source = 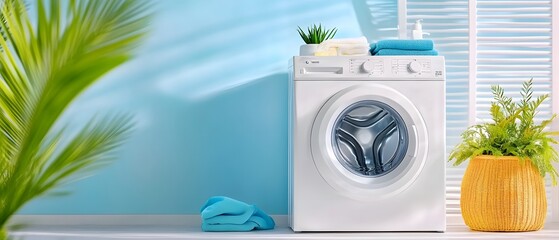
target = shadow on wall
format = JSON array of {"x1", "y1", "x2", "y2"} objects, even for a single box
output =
[
  {"x1": 352, "y1": 0, "x2": 399, "y2": 40},
  {"x1": 183, "y1": 73, "x2": 289, "y2": 213},
  {"x1": 21, "y1": 72, "x2": 290, "y2": 215},
  {"x1": 20, "y1": 0, "x2": 363, "y2": 215}
]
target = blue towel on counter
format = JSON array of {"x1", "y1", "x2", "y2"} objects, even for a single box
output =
[
  {"x1": 200, "y1": 196, "x2": 275, "y2": 232},
  {"x1": 374, "y1": 49, "x2": 439, "y2": 56},
  {"x1": 370, "y1": 39, "x2": 434, "y2": 54}
]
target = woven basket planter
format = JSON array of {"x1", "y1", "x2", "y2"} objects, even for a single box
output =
[{"x1": 461, "y1": 155, "x2": 547, "y2": 232}]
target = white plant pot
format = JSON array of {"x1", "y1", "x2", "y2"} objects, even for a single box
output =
[{"x1": 299, "y1": 44, "x2": 320, "y2": 56}]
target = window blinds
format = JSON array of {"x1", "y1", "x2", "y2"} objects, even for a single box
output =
[
  {"x1": 405, "y1": 0, "x2": 556, "y2": 223},
  {"x1": 406, "y1": 0, "x2": 470, "y2": 223},
  {"x1": 476, "y1": 0, "x2": 552, "y2": 122}
]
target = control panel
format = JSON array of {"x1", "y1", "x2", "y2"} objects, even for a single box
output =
[{"x1": 292, "y1": 56, "x2": 445, "y2": 80}]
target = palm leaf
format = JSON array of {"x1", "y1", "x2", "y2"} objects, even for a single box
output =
[{"x1": 0, "y1": 0, "x2": 150, "y2": 230}]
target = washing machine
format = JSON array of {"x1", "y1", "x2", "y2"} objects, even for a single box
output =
[{"x1": 288, "y1": 56, "x2": 446, "y2": 232}]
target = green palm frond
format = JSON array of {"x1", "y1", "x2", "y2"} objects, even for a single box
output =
[{"x1": 0, "y1": 0, "x2": 150, "y2": 232}]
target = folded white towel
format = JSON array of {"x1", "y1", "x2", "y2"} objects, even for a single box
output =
[
  {"x1": 342, "y1": 52, "x2": 372, "y2": 56},
  {"x1": 339, "y1": 46, "x2": 370, "y2": 55},
  {"x1": 314, "y1": 50, "x2": 371, "y2": 56},
  {"x1": 323, "y1": 43, "x2": 369, "y2": 49},
  {"x1": 318, "y1": 37, "x2": 370, "y2": 56},
  {"x1": 321, "y1": 36, "x2": 368, "y2": 45}
]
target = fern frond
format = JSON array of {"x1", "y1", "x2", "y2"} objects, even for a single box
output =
[{"x1": 520, "y1": 78, "x2": 533, "y2": 106}]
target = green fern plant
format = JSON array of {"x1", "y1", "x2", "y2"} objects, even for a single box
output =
[
  {"x1": 0, "y1": 0, "x2": 150, "y2": 238},
  {"x1": 297, "y1": 24, "x2": 337, "y2": 44},
  {"x1": 449, "y1": 79, "x2": 559, "y2": 185}
]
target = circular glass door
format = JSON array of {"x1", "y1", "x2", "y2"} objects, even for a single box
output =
[
  {"x1": 310, "y1": 84, "x2": 428, "y2": 200},
  {"x1": 333, "y1": 100, "x2": 409, "y2": 177}
]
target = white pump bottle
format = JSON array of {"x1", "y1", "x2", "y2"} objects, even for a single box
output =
[{"x1": 412, "y1": 19, "x2": 430, "y2": 40}]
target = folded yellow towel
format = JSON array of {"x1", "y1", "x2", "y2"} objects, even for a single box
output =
[{"x1": 314, "y1": 48, "x2": 338, "y2": 56}]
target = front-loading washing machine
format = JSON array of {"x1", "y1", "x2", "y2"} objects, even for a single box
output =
[{"x1": 288, "y1": 56, "x2": 446, "y2": 232}]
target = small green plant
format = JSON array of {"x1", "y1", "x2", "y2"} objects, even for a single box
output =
[
  {"x1": 297, "y1": 24, "x2": 337, "y2": 44},
  {"x1": 449, "y1": 79, "x2": 559, "y2": 185}
]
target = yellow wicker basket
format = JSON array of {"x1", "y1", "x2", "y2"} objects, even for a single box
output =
[{"x1": 461, "y1": 155, "x2": 547, "y2": 231}]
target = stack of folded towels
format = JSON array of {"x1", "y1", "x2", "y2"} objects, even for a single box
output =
[
  {"x1": 370, "y1": 39, "x2": 438, "y2": 56},
  {"x1": 200, "y1": 196, "x2": 275, "y2": 232},
  {"x1": 315, "y1": 36, "x2": 371, "y2": 56}
]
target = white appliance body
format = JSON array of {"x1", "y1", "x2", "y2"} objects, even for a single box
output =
[{"x1": 288, "y1": 56, "x2": 446, "y2": 232}]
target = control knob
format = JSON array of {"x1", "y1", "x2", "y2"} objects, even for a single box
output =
[
  {"x1": 362, "y1": 61, "x2": 375, "y2": 73},
  {"x1": 408, "y1": 61, "x2": 422, "y2": 73}
]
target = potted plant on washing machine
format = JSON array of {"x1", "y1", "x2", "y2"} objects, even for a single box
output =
[
  {"x1": 449, "y1": 79, "x2": 559, "y2": 232},
  {"x1": 296, "y1": 24, "x2": 337, "y2": 56}
]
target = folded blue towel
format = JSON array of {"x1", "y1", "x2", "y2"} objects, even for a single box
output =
[
  {"x1": 200, "y1": 196, "x2": 275, "y2": 232},
  {"x1": 374, "y1": 49, "x2": 439, "y2": 56},
  {"x1": 371, "y1": 39, "x2": 434, "y2": 54}
]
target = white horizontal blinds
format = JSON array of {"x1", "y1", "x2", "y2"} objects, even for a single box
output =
[
  {"x1": 406, "y1": 0, "x2": 470, "y2": 221},
  {"x1": 552, "y1": 0, "x2": 559, "y2": 222},
  {"x1": 476, "y1": 0, "x2": 554, "y2": 220},
  {"x1": 476, "y1": 0, "x2": 552, "y2": 122}
]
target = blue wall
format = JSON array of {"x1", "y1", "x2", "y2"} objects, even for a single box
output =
[{"x1": 20, "y1": 0, "x2": 396, "y2": 215}]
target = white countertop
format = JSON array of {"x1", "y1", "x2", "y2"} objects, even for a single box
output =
[{"x1": 9, "y1": 223, "x2": 559, "y2": 240}]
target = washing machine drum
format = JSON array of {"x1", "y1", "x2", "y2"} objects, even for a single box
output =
[
  {"x1": 333, "y1": 100, "x2": 409, "y2": 177},
  {"x1": 311, "y1": 84, "x2": 428, "y2": 200}
]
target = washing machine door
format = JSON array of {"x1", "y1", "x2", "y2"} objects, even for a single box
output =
[{"x1": 311, "y1": 84, "x2": 428, "y2": 200}]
